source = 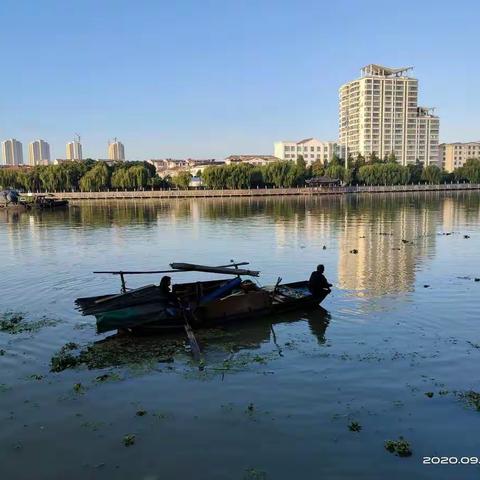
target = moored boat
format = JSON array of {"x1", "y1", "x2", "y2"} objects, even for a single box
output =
[{"x1": 75, "y1": 262, "x2": 330, "y2": 334}]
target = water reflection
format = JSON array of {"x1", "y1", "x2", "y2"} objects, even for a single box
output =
[
  {"x1": 67, "y1": 309, "x2": 330, "y2": 372},
  {"x1": 1, "y1": 192, "x2": 478, "y2": 299}
]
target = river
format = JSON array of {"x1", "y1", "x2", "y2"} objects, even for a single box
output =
[{"x1": 1, "y1": 192, "x2": 479, "y2": 479}]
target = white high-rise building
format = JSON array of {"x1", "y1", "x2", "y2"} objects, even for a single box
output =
[
  {"x1": 28, "y1": 140, "x2": 51, "y2": 165},
  {"x1": 339, "y1": 64, "x2": 440, "y2": 166},
  {"x1": 108, "y1": 139, "x2": 125, "y2": 161},
  {"x1": 2, "y1": 139, "x2": 23, "y2": 165},
  {"x1": 66, "y1": 139, "x2": 83, "y2": 160},
  {"x1": 274, "y1": 139, "x2": 341, "y2": 165}
]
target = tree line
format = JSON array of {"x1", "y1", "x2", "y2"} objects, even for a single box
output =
[{"x1": 1, "y1": 155, "x2": 479, "y2": 192}]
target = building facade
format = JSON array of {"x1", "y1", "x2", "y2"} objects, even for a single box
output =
[
  {"x1": 2, "y1": 139, "x2": 23, "y2": 165},
  {"x1": 224, "y1": 155, "x2": 279, "y2": 166},
  {"x1": 108, "y1": 139, "x2": 125, "y2": 161},
  {"x1": 440, "y1": 142, "x2": 480, "y2": 172},
  {"x1": 66, "y1": 140, "x2": 83, "y2": 161},
  {"x1": 339, "y1": 64, "x2": 440, "y2": 166},
  {"x1": 274, "y1": 139, "x2": 340, "y2": 165},
  {"x1": 28, "y1": 139, "x2": 51, "y2": 165}
]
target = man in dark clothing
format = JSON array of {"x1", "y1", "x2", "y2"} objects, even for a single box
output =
[{"x1": 309, "y1": 265, "x2": 332, "y2": 298}]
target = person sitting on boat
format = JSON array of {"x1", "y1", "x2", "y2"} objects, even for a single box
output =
[
  {"x1": 159, "y1": 275, "x2": 176, "y2": 301},
  {"x1": 309, "y1": 265, "x2": 332, "y2": 297}
]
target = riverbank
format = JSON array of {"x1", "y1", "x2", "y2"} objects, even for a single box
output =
[{"x1": 45, "y1": 183, "x2": 480, "y2": 200}]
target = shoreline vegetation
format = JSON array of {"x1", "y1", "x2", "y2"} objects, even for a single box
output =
[{"x1": 1, "y1": 154, "x2": 480, "y2": 195}]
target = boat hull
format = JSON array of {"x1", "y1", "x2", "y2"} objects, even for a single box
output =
[{"x1": 76, "y1": 279, "x2": 329, "y2": 334}]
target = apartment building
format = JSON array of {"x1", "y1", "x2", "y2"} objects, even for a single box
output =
[
  {"x1": 440, "y1": 142, "x2": 480, "y2": 172},
  {"x1": 274, "y1": 139, "x2": 341, "y2": 165},
  {"x1": 1, "y1": 139, "x2": 23, "y2": 165},
  {"x1": 28, "y1": 139, "x2": 51, "y2": 165},
  {"x1": 339, "y1": 64, "x2": 440, "y2": 166},
  {"x1": 66, "y1": 140, "x2": 83, "y2": 161},
  {"x1": 108, "y1": 139, "x2": 125, "y2": 161}
]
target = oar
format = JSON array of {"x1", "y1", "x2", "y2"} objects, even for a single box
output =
[{"x1": 180, "y1": 306, "x2": 202, "y2": 362}]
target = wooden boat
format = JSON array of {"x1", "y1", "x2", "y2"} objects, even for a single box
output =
[
  {"x1": 21, "y1": 194, "x2": 69, "y2": 209},
  {"x1": 75, "y1": 262, "x2": 330, "y2": 335}
]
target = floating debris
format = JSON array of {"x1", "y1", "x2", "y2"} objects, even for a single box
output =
[
  {"x1": 135, "y1": 410, "x2": 147, "y2": 416},
  {"x1": 95, "y1": 372, "x2": 121, "y2": 383},
  {"x1": 423, "y1": 285, "x2": 430, "y2": 288},
  {"x1": 464, "y1": 235, "x2": 470, "y2": 239},
  {"x1": 350, "y1": 249, "x2": 358, "y2": 254},
  {"x1": 425, "y1": 392, "x2": 434, "y2": 398},
  {"x1": 322, "y1": 245, "x2": 327, "y2": 250},
  {"x1": 123, "y1": 434, "x2": 136, "y2": 447},
  {"x1": 384, "y1": 437, "x2": 412, "y2": 457},
  {"x1": 348, "y1": 421, "x2": 362, "y2": 432}
]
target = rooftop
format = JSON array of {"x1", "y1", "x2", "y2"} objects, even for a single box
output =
[{"x1": 361, "y1": 64, "x2": 413, "y2": 77}]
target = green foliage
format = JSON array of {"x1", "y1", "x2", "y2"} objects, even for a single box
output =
[
  {"x1": 358, "y1": 163, "x2": 410, "y2": 185},
  {"x1": 311, "y1": 160, "x2": 325, "y2": 177},
  {"x1": 79, "y1": 162, "x2": 110, "y2": 191},
  {"x1": 296, "y1": 155, "x2": 306, "y2": 170},
  {"x1": 455, "y1": 158, "x2": 480, "y2": 183},
  {"x1": 172, "y1": 171, "x2": 192, "y2": 190},
  {"x1": 407, "y1": 162, "x2": 423, "y2": 184},
  {"x1": 421, "y1": 165, "x2": 442, "y2": 184}
]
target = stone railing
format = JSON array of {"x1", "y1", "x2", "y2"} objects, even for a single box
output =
[{"x1": 43, "y1": 183, "x2": 480, "y2": 200}]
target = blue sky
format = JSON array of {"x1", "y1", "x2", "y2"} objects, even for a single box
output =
[{"x1": 1, "y1": 0, "x2": 478, "y2": 160}]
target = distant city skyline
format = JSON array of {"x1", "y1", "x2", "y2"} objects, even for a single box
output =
[{"x1": 1, "y1": 1, "x2": 479, "y2": 160}]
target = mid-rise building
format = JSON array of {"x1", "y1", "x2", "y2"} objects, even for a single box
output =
[
  {"x1": 108, "y1": 139, "x2": 125, "y2": 161},
  {"x1": 224, "y1": 155, "x2": 279, "y2": 166},
  {"x1": 274, "y1": 139, "x2": 341, "y2": 165},
  {"x1": 28, "y1": 139, "x2": 51, "y2": 165},
  {"x1": 440, "y1": 142, "x2": 480, "y2": 172},
  {"x1": 1, "y1": 139, "x2": 23, "y2": 165},
  {"x1": 66, "y1": 140, "x2": 83, "y2": 161},
  {"x1": 339, "y1": 64, "x2": 440, "y2": 166}
]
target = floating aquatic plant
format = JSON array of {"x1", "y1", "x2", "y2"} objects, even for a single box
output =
[
  {"x1": 384, "y1": 437, "x2": 412, "y2": 457},
  {"x1": 123, "y1": 434, "x2": 135, "y2": 447},
  {"x1": 348, "y1": 421, "x2": 362, "y2": 432}
]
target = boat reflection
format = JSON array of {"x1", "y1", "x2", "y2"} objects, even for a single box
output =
[{"x1": 79, "y1": 308, "x2": 331, "y2": 372}]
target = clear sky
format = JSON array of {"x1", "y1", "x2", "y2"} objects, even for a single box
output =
[{"x1": 1, "y1": 0, "x2": 478, "y2": 161}]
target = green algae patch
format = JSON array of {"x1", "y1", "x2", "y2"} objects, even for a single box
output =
[
  {"x1": 0, "y1": 312, "x2": 58, "y2": 335},
  {"x1": 244, "y1": 468, "x2": 267, "y2": 479},
  {"x1": 50, "y1": 336, "x2": 185, "y2": 373},
  {"x1": 348, "y1": 421, "x2": 362, "y2": 432},
  {"x1": 123, "y1": 434, "x2": 136, "y2": 447},
  {"x1": 458, "y1": 390, "x2": 480, "y2": 411},
  {"x1": 50, "y1": 343, "x2": 81, "y2": 372},
  {"x1": 384, "y1": 437, "x2": 412, "y2": 457}
]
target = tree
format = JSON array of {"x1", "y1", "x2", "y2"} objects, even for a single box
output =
[
  {"x1": 407, "y1": 161, "x2": 423, "y2": 184},
  {"x1": 387, "y1": 151, "x2": 397, "y2": 163},
  {"x1": 456, "y1": 158, "x2": 480, "y2": 183},
  {"x1": 421, "y1": 165, "x2": 442, "y2": 184},
  {"x1": 296, "y1": 155, "x2": 306, "y2": 170},
  {"x1": 172, "y1": 171, "x2": 192, "y2": 190},
  {"x1": 311, "y1": 160, "x2": 325, "y2": 177},
  {"x1": 79, "y1": 162, "x2": 110, "y2": 191}
]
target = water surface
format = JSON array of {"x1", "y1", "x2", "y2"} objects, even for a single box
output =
[{"x1": 1, "y1": 192, "x2": 480, "y2": 480}]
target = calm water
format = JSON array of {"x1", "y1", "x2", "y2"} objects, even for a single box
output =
[{"x1": 1, "y1": 192, "x2": 480, "y2": 480}]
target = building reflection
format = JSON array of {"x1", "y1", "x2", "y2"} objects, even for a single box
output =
[{"x1": 337, "y1": 195, "x2": 438, "y2": 296}]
